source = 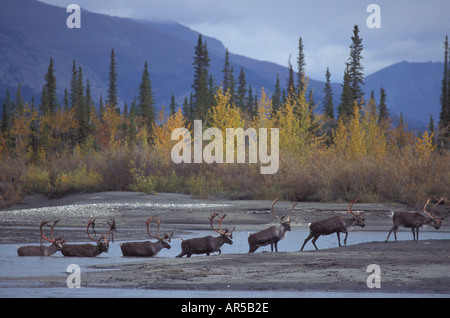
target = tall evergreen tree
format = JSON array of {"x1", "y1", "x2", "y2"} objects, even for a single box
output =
[
  {"x1": 337, "y1": 65, "x2": 353, "y2": 119},
  {"x1": 237, "y1": 67, "x2": 247, "y2": 110},
  {"x1": 222, "y1": 48, "x2": 231, "y2": 92},
  {"x1": 138, "y1": 61, "x2": 155, "y2": 135},
  {"x1": 107, "y1": 48, "x2": 118, "y2": 108},
  {"x1": 347, "y1": 25, "x2": 365, "y2": 104},
  {"x1": 169, "y1": 94, "x2": 177, "y2": 116},
  {"x1": 192, "y1": 34, "x2": 211, "y2": 119},
  {"x1": 323, "y1": 67, "x2": 334, "y2": 119},
  {"x1": 15, "y1": 82, "x2": 24, "y2": 114},
  {"x1": 272, "y1": 73, "x2": 282, "y2": 112},
  {"x1": 40, "y1": 57, "x2": 57, "y2": 114},
  {"x1": 1, "y1": 90, "x2": 12, "y2": 134},
  {"x1": 286, "y1": 56, "x2": 295, "y2": 98},
  {"x1": 297, "y1": 36, "x2": 306, "y2": 94},
  {"x1": 70, "y1": 60, "x2": 78, "y2": 108},
  {"x1": 378, "y1": 86, "x2": 389, "y2": 123},
  {"x1": 439, "y1": 35, "x2": 450, "y2": 147}
]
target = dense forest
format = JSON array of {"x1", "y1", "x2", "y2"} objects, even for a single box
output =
[{"x1": 1, "y1": 26, "x2": 449, "y2": 208}]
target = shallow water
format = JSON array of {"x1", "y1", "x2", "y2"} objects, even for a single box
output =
[{"x1": 1, "y1": 228, "x2": 449, "y2": 298}]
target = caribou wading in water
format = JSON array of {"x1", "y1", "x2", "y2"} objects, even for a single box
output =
[
  {"x1": 61, "y1": 218, "x2": 116, "y2": 257},
  {"x1": 176, "y1": 213, "x2": 234, "y2": 258},
  {"x1": 248, "y1": 198, "x2": 296, "y2": 253},
  {"x1": 120, "y1": 216, "x2": 173, "y2": 257},
  {"x1": 17, "y1": 220, "x2": 65, "y2": 256}
]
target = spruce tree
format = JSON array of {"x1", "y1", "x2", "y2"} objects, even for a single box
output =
[
  {"x1": 439, "y1": 35, "x2": 450, "y2": 148},
  {"x1": 169, "y1": 94, "x2": 177, "y2": 116},
  {"x1": 222, "y1": 48, "x2": 231, "y2": 92},
  {"x1": 337, "y1": 65, "x2": 353, "y2": 119},
  {"x1": 272, "y1": 73, "x2": 282, "y2": 112},
  {"x1": 378, "y1": 86, "x2": 389, "y2": 123},
  {"x1": 237, "y1": 67, "x2": 247, "y2": 110},
  {"x1": 286, "y1": 57, "x2": 295, "y2": 98},
  {"x1": 107, "y1": 48, "x2": 118, "y2": 108},
  {"x1": 347, "y1": 25, "x2": 365, "y2": 104},
  {"x1": 40, "y1": 57, "x2": 57, "y2": 114},
  {"x1": 297, "y1": 36, "x2": 306, "y2": 94},
  {"x1": 323, "y1": 67, "x2": 334, "y2": 119},
  {"x1": 192, "y1": 34, "x2": 211, "y2": 119},
  {"x1": 138, "y1": 61, "x2": 155, "y2": 135},
  {"x1": 1, "y1": 90, "x2": 12, "y2": 134},
  {"x1": 15, "y1": 82, "x2": 24, "y2": 114}
]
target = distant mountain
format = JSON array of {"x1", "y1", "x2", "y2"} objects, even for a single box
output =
[
  {"x1": 0, "y1": 0, "x2": 444, "y2": 128},
  {"x1": 365, "y1": 61, "x2": 443, "y2": 128}
]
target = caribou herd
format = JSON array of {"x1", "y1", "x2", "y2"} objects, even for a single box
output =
[{"x1": 17, "y1": 197, "x2": 445, "y2": 257}]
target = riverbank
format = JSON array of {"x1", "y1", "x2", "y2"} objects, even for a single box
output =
[{"x1": 1, "y1": 192, "x2": 449, "y2": 296}]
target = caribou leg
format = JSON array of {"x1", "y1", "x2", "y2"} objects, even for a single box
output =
[{"x1": 300, "y1": 232, "x2": 314, "y2": 251}]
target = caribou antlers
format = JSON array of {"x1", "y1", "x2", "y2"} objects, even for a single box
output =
[
  {"x1": 87, "y1": 217, "x2": 116, "y2": 246},
  {"x1": 145, "y1": 216, "x2": 173, "y2": 242},
  {"x1": 271, "y1": 198, "x2": 296, "y2": 224},
  {"x1": 209, "y1": 213, "x2": 234, "y2": 237},
  {"x1": 423, "y1": 197, "x2": 444, "y2": 221},
  {"x1": 40, "y1": 219, "x2": 65, "y2": 245}
]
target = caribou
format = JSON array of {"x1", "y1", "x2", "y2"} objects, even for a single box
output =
[
  {"x1": 120, "y1": 216, "x2": 173, "y2": 257},
  {"x1": 17, "y1": 220, "x2": 65, "y2": 256},
  {"x1": 61, "y1": 218, "x2": 116, "y2": 257},
  {"x1": 300, "y1": 198, "x2": 365, "y2": 251},
  {"x1": 248, "y1": 198, "x2": 296, "y2": 253},
  {"x1": 176, "y1": 213, "x2": 234, "y2": 258},
  {"x1": 386, "y1": 197, "x2": 444, "y2": 242}
]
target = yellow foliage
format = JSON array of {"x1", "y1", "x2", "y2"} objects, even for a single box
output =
[
  {"x1": 414, "y1": 131, "x2": 436, "y2": 158},
  {"x1": 273, "y1": 85, "x2": 324, "y2": 157},
  {"x1": 153, "y1": 106, "x2": 190, "y2": 160},
  {"x1": 252, "y1": 89, "x2": 273, "y2": 129},
  {"x1": 209, "y1": 88, "x2": 245, "y2": 132}
]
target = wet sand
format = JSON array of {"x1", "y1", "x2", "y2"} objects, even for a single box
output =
[{"x1": 1, "y1": 192, "x2": 449, "y2": 295}]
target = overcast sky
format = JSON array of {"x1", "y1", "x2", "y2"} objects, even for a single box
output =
[{"x1": 40, "y1": 0, "x2": 449, "y2": 82}]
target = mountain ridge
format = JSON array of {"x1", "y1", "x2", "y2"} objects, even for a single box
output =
[{"x1": 0, "y1": 0, "x2": 443, "y2": 128}]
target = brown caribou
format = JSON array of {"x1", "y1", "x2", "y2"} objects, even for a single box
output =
[
  {"x1": 300, "y1": 198, "x2": 365, "y2": 250},
  {"x1": 120, "y1": 216, "x2": 173, "y2": 257},
  {"x1": 61, "y1": 218, "x2": 116, "y2": 257},
  {"x1": 386, "y1": 197, "x2": 444, "y2": 242},
  {"x1": 17, "y1": 220, "x2": 65, "y2": 256},
  {"x1": 248, "y1": 198, "x2": 296, "y2": 253},
  {"x1": 176, "y1": 213, "x2": 234, "y2": 258}
]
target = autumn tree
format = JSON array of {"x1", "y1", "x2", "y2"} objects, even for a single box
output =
[{"x1": 153, "y1": 106, "x2": 190, "y2": 160}]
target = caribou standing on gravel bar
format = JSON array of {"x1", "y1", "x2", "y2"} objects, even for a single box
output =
[
  {"x1": 17, "y1": 220, "x2": 65, "y2": 256},
  {"x1": 300, "y1": 198, "x2": 365, "y2": 251},
  {"x1": 61, "y1": 218, "x2": 116, "y2": 257},
  {"x1": 248, "y1": 199, "x2": 297, "y2": 253},
  {"x1": 176, "y1": 213, "x2": 234, "y2": 258},
  {"x1": 120, "y1": 216, "x2": 173, "y2": 257},
  {"x1": 386, "y1": 197, "x2": 445, "y2": 242}
]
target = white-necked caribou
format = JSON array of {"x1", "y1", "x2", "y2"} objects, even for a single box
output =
[
  {"x1": 176, "y1": 213, "x2": 234, "y2": 258},
  {"x1": 120, "y1": 216, "x2": 173, "y2": 257},
  {"x1": 17, "y1": 220, "x2": 65, "y2": 256},
  {"x1": 61, "y1": 218, "x2": 116, "y2": 257},
  {"x1": 386, "y1": 197, "x2": 444, "y2": 242},
  {"x1": 300, "y1": 198, "x2": 365, "y2": 250},
  {"x1": 248, "y1": 198, "x2": 297, "y2": 253}
]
